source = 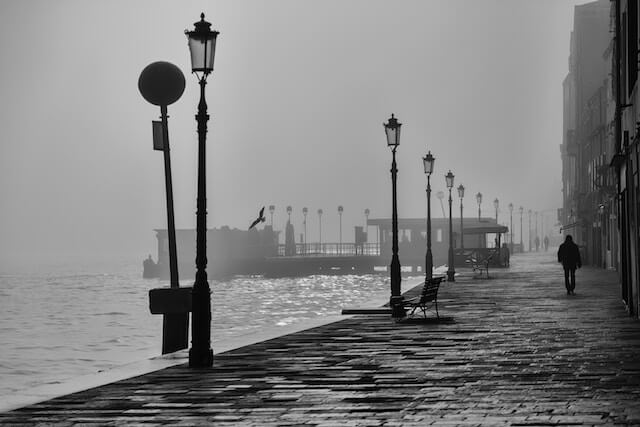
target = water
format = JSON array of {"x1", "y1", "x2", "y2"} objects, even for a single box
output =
[{"x1": 0, "y1": 261, "x2": 403, "y2": 398}]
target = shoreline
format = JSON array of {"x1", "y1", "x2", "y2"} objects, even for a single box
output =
[{"x1": 0, "y1": 278, "x2": 424, "y2": 413}]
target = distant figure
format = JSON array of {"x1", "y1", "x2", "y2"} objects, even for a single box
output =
[
  {"x1": 534, "y1": 236, "x2": 540, "y2": 252},
  {"x1": 249, "y1": 206, "x2": 266, "y2": 230},
  {"x1": 557, "y1": 235, "x2": 582, "y2": 295},
  {"x1": 543, "y1": 236, "x2": 549, "y2": 252},
  {"x1": 501, "y1": 243, "x2": 510, "y2": 267}
]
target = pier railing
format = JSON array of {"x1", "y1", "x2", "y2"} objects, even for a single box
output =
[{"x1": 277, "y1": 243, "x2": 380, "y2": 257}]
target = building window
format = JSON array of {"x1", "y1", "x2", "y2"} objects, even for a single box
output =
[{"x1": 437, "y1": 229, "x2": 443, "y2": 242}]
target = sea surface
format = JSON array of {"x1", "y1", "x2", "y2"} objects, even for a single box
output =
[{"x1": 0, "y1": 260, "x2": 408, "y2": 399}]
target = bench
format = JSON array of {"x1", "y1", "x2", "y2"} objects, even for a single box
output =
[
  {"x1": 402, "y1": 276, "x2": 444, "y2": 319},
  {"x1": 465, "y1": 252, "x2": 495, "y2": 278}
]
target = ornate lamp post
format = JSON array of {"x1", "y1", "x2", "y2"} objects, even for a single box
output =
[
  {"x1": 528, "y1": 209, "x2": 532, "y2": 251},
  {"x1": 535, "y1": 211, "x2": 539, "y2": 251},
  {"x1": 364, "y1": 208, "x2": 370, "y2": 253},
  {"x1": 269, "y1": 205, "x2": 275, "y2": 226},
  {"x1": 338, "y1": 205, "x2": 343, "y2": 254},
  {"x1": 185, "y1": 13, "x2": 219, "y2": 368},
  {"x1": 493, "y1": 198, "x2": 499, "y2": 249},
  {"x1": 445, "y1": 171, "x2": 456, "y2": 282},
  {"x1": 384, "y1": 114, "x2": 405, "y2": 317},
  {"x1": 476, "y1": 192, "x2": 482, "y2": 247},
  {"x1": 318, "y1": 208, "x2": 323, "y2": 249},
  {"x1": 519, "y1": 206, "x2": 524, "y2": 251},
  {"x1": 364, "y1": 208, "x2": 370, "y2": 242},
  {"x1": 508, "y1": 203, "x2": 514, "y2": 252},
  {"x1": 286, "y1": 205, "x2": 292, "y2": 221},
  {"x1": 302, "y1": 207, "x2": 308, "y2": 254},
  {"x1": 457, "y1": 184, "x2": 465, "y2": 249},
  {"x1": 423, "y1": 151, "x2": 435, "y2": 280}
]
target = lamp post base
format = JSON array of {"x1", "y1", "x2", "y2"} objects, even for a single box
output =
[
  {"x1": 389, "y1": 295, "x2": 406, "y2": 318},
  {"x1": 447, "y1": 270, "x2": 456, "y2": 282},
  {"x1": 188, "y1": 348, "x2": 213, "y2": 368}
]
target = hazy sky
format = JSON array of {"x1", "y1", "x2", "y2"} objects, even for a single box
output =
[{"x1": 0, "y1": 0, "x2": 591, "y2": 271}]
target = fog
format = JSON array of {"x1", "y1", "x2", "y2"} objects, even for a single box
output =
[{"x1": 0, "y1": 1, "x2": 589, "y2": 272}]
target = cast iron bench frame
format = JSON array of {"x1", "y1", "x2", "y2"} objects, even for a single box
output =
[
  {"x1": 466, "y1": 252, "x2": 495, "y2": 278},
  {"x1": 402, "y1": 276, "x2": 444, "y2": 319}
]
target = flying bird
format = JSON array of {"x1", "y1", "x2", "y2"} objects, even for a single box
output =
[{"x1": 249, "y1": 206, "x2": 266, "y2": 230}]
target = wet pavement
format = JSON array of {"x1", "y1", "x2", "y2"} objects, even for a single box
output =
[{"x1": 1, "y1": 250, "x2": 639, "y2": 426}]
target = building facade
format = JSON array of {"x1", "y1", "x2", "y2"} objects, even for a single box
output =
[
  {"x1": 613, "y1": 0, "x2": 640, "y2": 317},
  {"x1": 562, "y1": 0, "x2": 640, "y2": 318}
]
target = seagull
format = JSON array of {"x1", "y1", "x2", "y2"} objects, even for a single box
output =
[{"x1": 249, "y1": 206, "x2": 266, "y2": 230}]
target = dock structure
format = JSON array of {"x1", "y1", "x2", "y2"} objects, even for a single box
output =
[
  {"x1": 4, "y1": 251, "x2": 640, "y2": 425},
  {"x1": 145, "y1": 217, "x2": 509, "y2": 279}
]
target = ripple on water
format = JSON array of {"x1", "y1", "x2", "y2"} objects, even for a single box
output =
[{"x1": 0, "y1": 270, "x2": 393, "y2": 398}]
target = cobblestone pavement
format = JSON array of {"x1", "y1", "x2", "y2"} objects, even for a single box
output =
[{"x1": 2, "y1": 250, "x2": 639, "y2": 426}]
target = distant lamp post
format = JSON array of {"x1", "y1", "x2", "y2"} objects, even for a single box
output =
[
  {"x1": 535, "y1": 211, "x2": 539, "y2": 250},
  {"x1": 338, "y1": 205, "x2": 344, "y2": 254},
  {"x1": 476, "y1": 192, "x2": 483, "y2": 247},
  {"x1": 185, "y1": 13, "x2": 219, "y2": 368},
  {"x1": 528, "y1": 209, "x2": 532, "y2": 251},
  {"x1": 364, "y1": 208, "x2": 370, "y2": 251},
  {"x1": 364, "y1": 208, "x2": 370, "y2": 239},
  {"x1": 508, "y1": 203, "x2": 514, "y2": 252},
  {"x1": 493, "y1": 198, "x2": 500, "y2": 249},
  {"x1": 383, "y1": 113, "x2": 405, "y2": 317},
  {"x1": 269, "y1": 205, "x2": 275, "y2": 226},
  {"x1": 318, "y1": 208, "x2": 323, "y2": 248},
  {"x1": 287, "y1": 205, "x2": 292, "y2": 221},
  {"x1": 445, "y1": 170, "x2": 455, "y2": 282},
  {"x1": 519, "y1": 206, "x2": 524, "y2": 250},
  {"x1": 302, "y1": 207, "x2": 308, "y2": 253},
  {"x1": 457, "y1": 184, "x2": 465, "y2": 249},
  {"x1": 423, "y1": 151, "x2": 435, "y2": 280}
]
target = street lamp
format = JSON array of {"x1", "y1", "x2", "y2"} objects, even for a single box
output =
[
  {"x1": 269, "y1": 205, "x2": 275, "y2": 226},
  {"x1": 423, "y1": 151, "x2": 435, "y2": 280},
  {"x1": 318, "y1": 208, "x2": 323, "y2": 249},
  {"x1": 364, "y1": 208, "x2": 370, "y2": 237},
  {"x1": 286, "y1": 205, "x2": 292, "y2": 221},
  {"x1": 364, "y1": 208, "x2": 370, "y2": 250},
  {"x1": 302, "y1": 207, "x2": 308, "y2": 254},
  {"x1": 457, "y1": 184, "x2": 465, "y2": 249},
  {"x1": 508, "y1": 203, "x2": 514, "y2": 252},
  {"x1": 493, "y1": 198, "x2": 499, "y2": 222},
  {"x1": 519, "y1": 206, "x2": 524, "y2": 251},
  {"x1": 338, "y1": 205, "x2": 343, "y2": 254},
  {"x1": 383, "y1": 113, "x2": 405, "y2": 317},
  {"x1": 535, "y1": 211, "x2": 539, "y2": 251},
  {"x1": 185, "y1": 13, "x2": 219, "y2": 368},
  {"x1": 476, "y1": 192, "x2": 482, "y2": 247},
  {"x1": 528, "y1": 209, "x2": 532, "y2": 251},
  {"x1": 445, "y1": 170, "x2": 456, "y2": 282}
]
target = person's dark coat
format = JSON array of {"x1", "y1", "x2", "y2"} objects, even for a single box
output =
[{"x1": 558, "y1": 237, "x2": 582, "y2": 269}]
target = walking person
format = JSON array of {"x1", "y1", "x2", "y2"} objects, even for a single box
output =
[{"x1": 557, "y1": 235, "x2": 582, "y2": 295}]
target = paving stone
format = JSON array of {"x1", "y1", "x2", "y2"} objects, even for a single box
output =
[{"x1": 1, "y1": 251, "x2": 639, "y2": 425}]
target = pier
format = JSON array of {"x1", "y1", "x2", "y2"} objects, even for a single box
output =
[{"x1": 3, "y1": 250, "x2": 640, "y2": 425}]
